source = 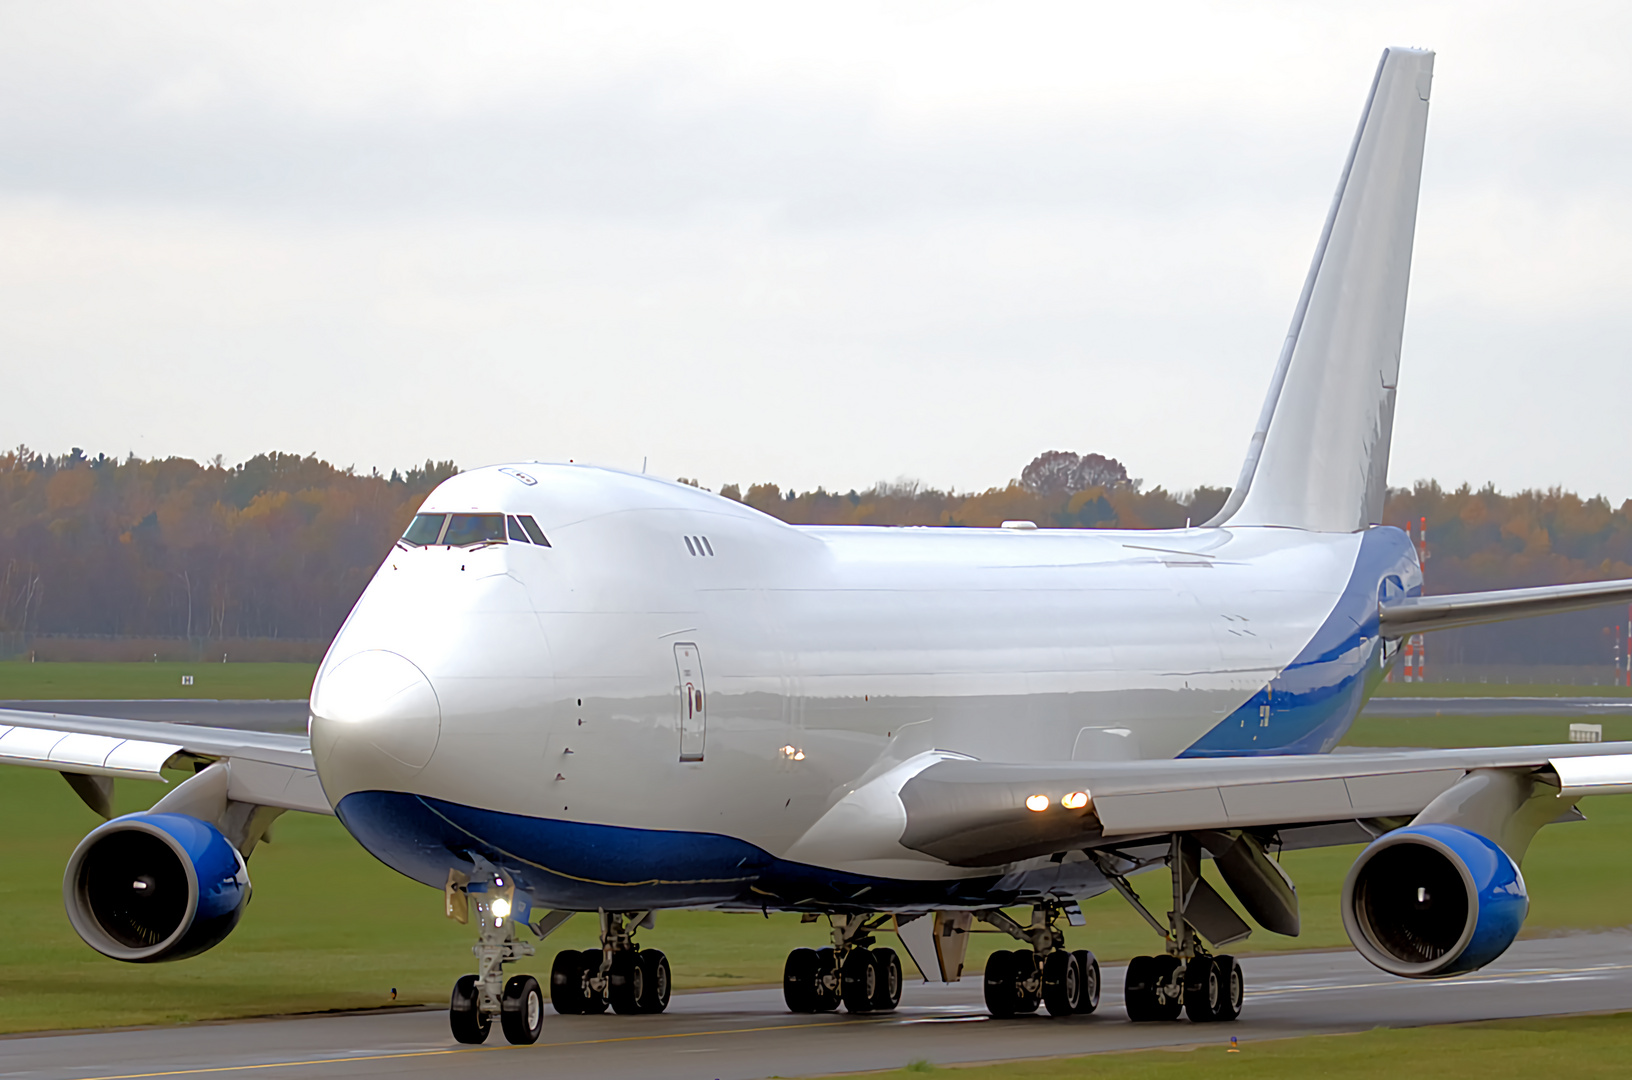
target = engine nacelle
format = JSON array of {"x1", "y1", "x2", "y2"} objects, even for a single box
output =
[
  {"x1": 63, "y1": 812, "x2": 250, "y2": 962},
  {"x1": 1341, "y1": 823, "x2": 1527, "y2": 978}
]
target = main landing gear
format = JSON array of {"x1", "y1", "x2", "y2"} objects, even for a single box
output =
[
  {"x1": 783, "y1": 914, "x2": 903, "y2": 1014},
  {"x1": 976, "y1": 904, "x2": 1102, "y2": 1019},
  {"x1": 444, "y1": 866, "x2": 669, "y2": 1045},
  {"x1": 550, "y1": 911, "x2": 671, "y2": 1017},
  {"x1": 1090, "y1": 835, "x2": 1248, "y2": 1024}
]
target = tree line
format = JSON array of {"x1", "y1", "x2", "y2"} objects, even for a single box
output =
[
  {"x1": 0, "y1": 448, "x2": 455, "y2": 642},
  {"x1": 2, "y1": 446, "x2": 1628, "y2": 666}
]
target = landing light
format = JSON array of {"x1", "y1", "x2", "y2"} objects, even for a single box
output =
[
  {"x1": 1026, "y1": 794, "x2": 1050, "y2": 812},
  {"x1": 1062, "y1": 791, "x2": 1090, "y2": 810},
  {"x1": 491, "y1": 897, "x2": 512, "y2": 919}
]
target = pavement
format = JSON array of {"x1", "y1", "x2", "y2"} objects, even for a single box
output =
[
  {"x1": 4, "y1": 933, "x2": 1632, "y2": 1080},
  {"x1": 0, "y1": 700, "x2": 309, "y2": 733}
]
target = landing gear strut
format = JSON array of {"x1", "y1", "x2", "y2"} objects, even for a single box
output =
[
  {"x1": 784, "y1": 914, "x2": 902, "y2": 1014},
  {"x1": 446, "y1": 866, "x2": 542, "y2": 1045},
  {"x1": 1090, "y1": 835, "x2": 1246, "y2": 1023},
  {"x1": 551, "y1": 910, "x2": 671, "y2": 1016},
  {"x1": 976, "y1": 903, "x2": 1100, "y2": 1019}
]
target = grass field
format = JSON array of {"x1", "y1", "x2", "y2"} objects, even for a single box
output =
[
  {"x1": 818, "y1": 1012, "x2": 1632, "y2": 1079},
  {"x1": 0, "y1": 661, "x2": 318, "y2": 701},
  {"x1": 2, "y1": 669, "x2": 1631, "y2": 1034}
]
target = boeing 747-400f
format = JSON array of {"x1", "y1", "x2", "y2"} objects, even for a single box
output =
[{"x1": 8, "y1": 46, "x2": 1632, "y2": 1043}]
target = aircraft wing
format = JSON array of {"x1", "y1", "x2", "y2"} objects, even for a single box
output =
[
  {"x1": 1379, "y1": 577, "x2": 1632, "y2": 636},
  {"x1": 0, "y1": 708, "x2": 330, "y2": 816},
  {"x1": 897, "y1": 742, "x2": 1632, "y2": 867}
]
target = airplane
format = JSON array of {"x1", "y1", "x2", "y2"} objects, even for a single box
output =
[{"x1": 7, "y1": 44, "x2": 1632, "y2": 1048}]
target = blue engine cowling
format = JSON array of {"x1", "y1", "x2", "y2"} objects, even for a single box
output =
[
  {"x1": 63, "y1": 812, "x2": 250, "y2": 962},
  {"x1": 1341, "y1": 823, "x2": 1528, "y2": 978}
]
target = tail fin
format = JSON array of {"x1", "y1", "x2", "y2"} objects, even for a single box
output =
[{"x1": 1210, "y1": 47, "x2": 1434, "y2": 532}]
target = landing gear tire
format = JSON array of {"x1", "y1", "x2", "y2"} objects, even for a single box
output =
[
  {"x1": 983, "y1": 949, "x2": 1019, "y2": 1018},
  {"x1": 870, "y1": 947, "x2": 903, "y2": 1012},
  {"x1": 1183, "y1": 956, "x2": 1221, "y2": 1023},
  {"x1": 1125, "y1": 955, "x2": 1181, "y2": 1022},
  {"x1": 1213, "y1": 955, "x2": 1243, "y2": 1021},
  {"x1": 1042, "y1": 949, "x2": 1082, "y2": 1017},
  {"x1": 784, "y1": 947, "x2": 823, "y2": 1013},
  {"x1": 500, "y1": 975, "x2": 544, "y2": 1044},
  {"x1": 840, "y1": 948, "x2": 878, "y2": 1014},
  {"x1": 449, "y1": 974, "x2": 491, "y2": 1044},
  {"x1": 639, "y1": 950, "x2": 671, "y2": 1013},
  {"x1": 983, "y1": 949, "x2": 1041, "y2": 1018},
  {"x1": 550, "y1": 950, "x2": 583, "y2": 1015},
  {"x1": 608, "y1": 951, "x2": 645, "y2": 1015},
  {"x1": 1073, "y1": 950, "x2": 1101, "y2": 1015}
]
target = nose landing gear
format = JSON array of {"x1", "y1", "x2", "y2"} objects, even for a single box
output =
[{"x1": 446, "y1": 867, "x2": 541, "y2": 1045}]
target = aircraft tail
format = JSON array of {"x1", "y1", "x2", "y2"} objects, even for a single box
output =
[{"x1": 1210, "y1": 47, "x2": 1434, "y2": 532}]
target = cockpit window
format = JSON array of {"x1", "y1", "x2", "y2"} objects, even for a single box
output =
[
  {"x1": 518, "y1": 515, "x2": 550, "y2": 546},
  {"x1": 402, "y1": 513, "x2": 448, "y2": 546},
  {"x1": 443, "y1": 513, "x2": 507, "y2": 547},
  {"x1": 507, "y1": 515, "x2": 529, "y2": 543}
]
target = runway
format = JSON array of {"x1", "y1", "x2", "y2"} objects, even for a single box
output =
[
  {"x1": 0, "y1": 700, "x2": 309, "y2": 733},
  {"x1": 5, "y1": 933, "x2": 1632, "y2": 1080}
]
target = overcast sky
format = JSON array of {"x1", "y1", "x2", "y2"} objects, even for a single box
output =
[{"x1": 2, "y1": 1, "x2": 1629, "y2": 499}]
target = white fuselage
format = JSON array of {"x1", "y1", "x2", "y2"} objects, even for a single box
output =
[{"x1": 308, "y1": 464, "x2": 1418, "y2": 912}]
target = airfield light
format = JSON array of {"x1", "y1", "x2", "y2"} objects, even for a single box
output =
[
  {"x1": 1062, "y1": 791, "x2": 1090, "y2": 810},
  {"x1": 1025, "y1": 794, "x2": 1049, "y2": 812},
  {"x1": 492, "y1": 897, "x2": 512, "y2": 919}
]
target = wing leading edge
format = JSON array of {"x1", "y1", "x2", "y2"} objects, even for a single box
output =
[
  {"x1": 0, "y1": 708, "x2": 329, "y2": 817},
  {"x1": 897, "y1": 742, "x2": 1632, "y2": 868},
  {"x1": 1379, "y1": 576, "x2": 1632, "y2": 637}
]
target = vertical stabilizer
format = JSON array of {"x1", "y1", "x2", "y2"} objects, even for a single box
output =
[{"x1": 1211, "y1": 48, "x2": 1433, "y2": 532}]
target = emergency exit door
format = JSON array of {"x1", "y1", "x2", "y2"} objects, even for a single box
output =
[{"x1": 674, "y1": 643, "x2": 706, "y2": 761}]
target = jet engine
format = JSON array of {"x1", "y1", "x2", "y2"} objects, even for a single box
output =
[
  {"x1": 63, "y1": 812, "x2": 250, "y2": 962},
  {"x1": 1341, "y1": 823, "x2": 1527, "y2": 978}
]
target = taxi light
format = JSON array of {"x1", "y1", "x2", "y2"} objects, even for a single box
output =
[
  {"x1": 1062, "y1": 791, "x2": 1090, "y2": 810},
  {"x1": 491, "y1": 897, "x2": 512, "y2": 919},
  {"x1": 1025, "y1": 794, "x2": 1050, "y2": 812}
]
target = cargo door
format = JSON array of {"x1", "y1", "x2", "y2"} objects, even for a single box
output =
[{"x1": 674, "y1": 643, "x2": 706, "y2": 761}]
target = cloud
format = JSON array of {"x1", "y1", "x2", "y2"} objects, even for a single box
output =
[{"x1": 2, "y1": 1, "x2": 1631, "y2": 497}]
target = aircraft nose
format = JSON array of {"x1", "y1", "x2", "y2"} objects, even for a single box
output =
[{"x1": 310, "y1": 650, "x2": 442, "y2": 771}]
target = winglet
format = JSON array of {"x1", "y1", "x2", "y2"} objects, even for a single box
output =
[{"x1": 1210, "y1": 47, "x2": 1434, "y2": 532}]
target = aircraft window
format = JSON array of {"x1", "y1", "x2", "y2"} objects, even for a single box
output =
[
  {"x1": 684, "y1": 536, "x2": 696, "y2": 556},
  {"x1": 518, "y1": 515, "x2": 550, "y2": 546},
  {"x1": 402, "y1": 513, "x2": 448, "y2": 546},
  {"x1": 701, "y1": 536, "x2": 715, "y2": 556},
  {"x1": 507, "y1": 515, "x2": 530, "y2": 543},
  {"x1": 443, "y1": 513, "x2": 506, "y2": 547}
]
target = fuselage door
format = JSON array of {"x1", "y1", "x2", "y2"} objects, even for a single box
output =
[{"x1": 674, "y1": 643, "x2": 706, "y2": 761}]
